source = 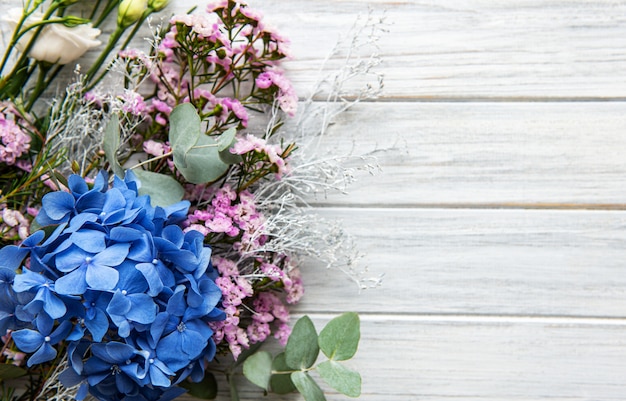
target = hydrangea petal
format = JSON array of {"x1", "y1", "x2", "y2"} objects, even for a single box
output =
[
  {"x1": 12, "y1": 329, "x2": 43, "y2": 352},
  {"x1": 55, "y1": 265, "x2": 88, "y2": 295},
  {"x1": 86, "y1": 263, "x2": 119, "y2": 291},
  {"x1": 70, "y1": 230, "x2": 107, "y2": 253},
  {"x1": 41, "y1": 191, "x2": 75, "y2": 220},
  {"x1": 27, "y1": 342, "x2": 57, "y2": 366},
  {"x1": 92, "y1": 243, "x2": 130, "y2": 267},
  {"x1": 0, "y1": 245, "x2": 30, "y2": 270},
  {"x1": 41, "y1": 288, "x2": 67, "y2": 319},
  {"x1": 136, "y1": 262, "x2": 164, "y2": 296}
]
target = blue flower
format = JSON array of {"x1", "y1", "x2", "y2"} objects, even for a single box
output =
[
  {"x1": 12, "y1": 318, "x2": 72, "y2": 366},
  {"x1": 3, "y1": 171, "x2": 225, "y2": 401},
  {"x1": 54, "y1": 243, "x2": 129, "y2": 295},
  {"x1": 83, "y1": 342, "x2": 145, "y2": 396},
  {"x1": 13, "y1": 268, "x2": 68, "y2": 319}
]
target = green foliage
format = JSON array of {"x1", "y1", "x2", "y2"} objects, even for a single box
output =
[
  {"x1": 169, "y1": 104, "x2": 236, "y2": 184},
  {"x1": 318, "y1": 312, "x2": 360, "y2": 361},
  {"x1": 242, "y1": 313, "x2": 362, "y2": 400},
  {"x1": 169, "y1": 103, "x2": 201, "y2": 170},
  {"x1": 0, "y1": 365, "x2": 26, "y2": 380},
  {"x1": 285, "y1": 316, "x2": 319, "y2": 370},
  {"x1": 269, "y1": 353, "x2": 296, "y2": 394},
  {"x1": 217, "y1": 127, "x2": 242, "y2": 165},
  {"x1": 291, "y1": 371, "x2": 326, "y2": 401},
  {"x1": 103, "y1": 115, "x2": 124, "y2": 178},
  {"x1": 242, "y1": 351, "x2": 272, "y2": 391},
  {"x1": 133, "y1": 170, "x2": 184, "y2": 207},
  {"x1": 316, "y1": 361, "x2": 361, "y2": 398},
  {"x1": 179, "y1": 372, "x2": 218, "y2": 400}
]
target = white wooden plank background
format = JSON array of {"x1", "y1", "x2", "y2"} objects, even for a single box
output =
[{"x1": 3, "y1": 0, "x2": 626, "y2": 400}]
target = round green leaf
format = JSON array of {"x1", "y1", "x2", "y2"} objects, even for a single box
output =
[
  {"x1": 270, "y1": 353, "x2": 297, "y2": 394},
  {"x1": 179, "y1": 372, "x2": 218, "y2": 399},
  {"x1": 103, "y1": 114, "x2": 124, "y2": 178},
  {"x1": 243, "y1": 351, "x2": 273, "y2": 391},
  {"x1": 290, "y1": 371, "x2": 326, "y2": 401},
  {"x1": 216, "y1": 127, "x2": 237, "y2": 152},
  {"x1": 174, "y1": 134, "x2": 229, "y2": 184},
  {"x1": 318, "y1": 312, "x2": 360, "y2": 361},
  {"x1": 285, "y1": 316, "x2": 319, "y2": 370},
  {"x1": 169, "y1": 103, "x2": 201, "y2": 169},
  {"x1": 133, "y1": 170, "x2": 184, "y2": 207},
  {"x1": 317, "y1": 360, "x2": 361, "y2": 398}
]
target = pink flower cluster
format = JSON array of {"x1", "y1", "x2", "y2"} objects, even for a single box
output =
[
  {"x1": 186, "y1": 186, "x2": 304, "y2": 359},
  {"x1": 0, "y1": 207, "x2": 30, "y2": 241},
  {"x1": 209, "y1": 255, "x2": 303, "y2": 359},
  {"x1": 185, "y1": 185, "x2": 266, "y2": 251},
  {"x1": 0, "y1": 105, "x2": 31, "y2": 166},
  {"x1": 232, "y1": 134, "x2": 289, "y2": 178},
  {"x1": 255, "y1": 69, "x2": 298, "y2": 116},
  {"x1": 115, "y1": 0, "x2": 294, "y2": 139}
]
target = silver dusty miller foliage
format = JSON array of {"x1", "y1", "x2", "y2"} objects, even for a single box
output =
[{"x1": 248, "y1": 9, "x2": 389, "y2": 290}]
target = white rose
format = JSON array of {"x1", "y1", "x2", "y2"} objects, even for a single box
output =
[{"x1": 4, "y1": 8, "x2": 101, "y2": 65}]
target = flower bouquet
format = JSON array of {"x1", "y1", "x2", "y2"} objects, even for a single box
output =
[{"x1": 0, "y1": 1, "x2": 382, "y2": 400}]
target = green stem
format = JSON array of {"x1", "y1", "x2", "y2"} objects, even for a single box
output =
[
  {"x1": 25, "y1": 61, "x2": 51, "y2": 111},
  {"x1": 0, "y1": 4, "x2": 60, "y2": 95},
  {"x1": 84, "y1": 26, "x2": 125, "y2": 87},
  {"x1": 227, "y1": 373, "x2": 240, "y2": 401}
]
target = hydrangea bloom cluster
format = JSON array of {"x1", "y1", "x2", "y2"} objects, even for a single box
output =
[{"x1": 0, "y1": 171, "x2": 224, "y2": 401}]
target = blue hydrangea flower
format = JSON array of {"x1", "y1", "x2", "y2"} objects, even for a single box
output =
[{"x1": 1, "y1": 171, "x2": 224, "y2": 401}]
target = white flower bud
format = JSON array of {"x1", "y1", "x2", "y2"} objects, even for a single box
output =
[{"x1": 148, "y1": 0, "x2": 169, "y2": 11}]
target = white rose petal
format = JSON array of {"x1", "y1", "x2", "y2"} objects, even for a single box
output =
[{"x1": 4, "y1": 8, "x2": 101, "y2": 65}]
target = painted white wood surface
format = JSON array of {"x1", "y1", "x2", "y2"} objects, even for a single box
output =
[{"x1": 2, "y1": 0, "x2": 626, "y2": 399}]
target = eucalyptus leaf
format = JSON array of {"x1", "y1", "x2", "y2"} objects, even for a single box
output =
[
  {"x1": 270, "y1": 353, "x2": 297, "y2": 394},
  {"x1": 243, "y1": 351, "x2": 273, "y2": 391},
  {"x1": 133, "y1": 170, "x2": 184, "y2": 207},
  {"x1": 0, "y1": 364, "x2": 26, "y2": 379},
  {"x1": 218, "y1": 148, "x2": 243, "y2": 165},
  {"x1": 174, "y1": 134, "x2": 229, "y2": 184},
  {"x1": 169, "y1": 103, "x2": 201, "y2": 169},
  {"x1": 317, "y1": 360, "x2": 361, "y2": 398},
  {"x1": 216, "y1": 127, "x2": 237, "y2": 152},
  {"x1": 318, "y1": 312, "x2": 360, "y2": 361},
  {"x1": 103, "y1": 114, "x2": 124, "y2": 177},
  {"x1": 290, "y1": 371, "x2": 326, "y2": 401},
  {"x1": 285, "y1": 316, "x2": 319, "y2": 370},
  {"x1": 232, "y1": 342, "x2": 263, "y2": 369},
  {"x1": 179, "y1": 372, "x2": 217, "y2": 399}
]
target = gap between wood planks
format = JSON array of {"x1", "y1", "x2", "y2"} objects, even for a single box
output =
[
  {"x1": 292, "y1": 312, "x2": 626, "y2": 326},
  {"x1": 306, "y1": 95, "x2": 626, "y2": 103},
  {"x1": 305, "y1": 202, "x2": 626, "y2": 211}
]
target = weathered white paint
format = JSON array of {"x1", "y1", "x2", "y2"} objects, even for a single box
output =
[{"x1": 300, "y1": 102, "x2": 626, "y2": 206}]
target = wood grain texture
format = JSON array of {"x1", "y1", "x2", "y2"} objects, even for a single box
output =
[
  {"x1": 186, "y1": 316, "x2": 626, "y2": 401},
  {"x1": 295, "y1": 208, "x2": 626, "y2": 317},
  {"x1": 2, "y1": 0, "x2": 626, "y2": 400},
  {"x1": 168, "y1": 0, "x2": 626, "y2": 100},
  {"x1": 300, "y1": 101, "x2": 626, "y2": 206}
]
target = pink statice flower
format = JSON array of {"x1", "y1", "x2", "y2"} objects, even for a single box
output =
[
  {"x1": 0, "y1": 207, "x2": 30, "y2": 240},
  {"x1": 119, "y1": 89, "x2": 147, "y2": 116},
  {"x1": 0, "y1": 108, "x2": 31, "y2": 165},
  {"x1": 284, "y1": 266, "x2": 305, "y2": 304},
  {"x1": 255, "y1": 69, "x2": 297, "y2": 116},
  {"x1": 232, "y1": 134, "x2": 290, "y2": 178}
]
